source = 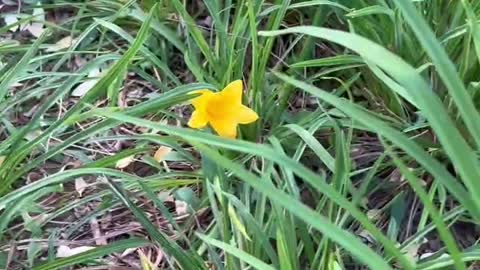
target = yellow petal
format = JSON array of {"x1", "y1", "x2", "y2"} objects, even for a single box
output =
[
  {"x1": 188, "y1": 110, "x2": 208, "y2": 128},
  {"x1": 236, "y1": 105, "x2": 258, "y2": 124},
  {"x1": 190, "y1": 89, "x2": 214, "y2": 110},
  {"x1": 210, "y1": 118, "x2": 238, "y2": 138},
  {"x1": 219, "y1": 80, "x2": 243, "y2": 105}
]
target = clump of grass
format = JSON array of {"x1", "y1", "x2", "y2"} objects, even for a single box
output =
[{"x1": 1, "y1": 0, "x2": 480, "y2": 269}]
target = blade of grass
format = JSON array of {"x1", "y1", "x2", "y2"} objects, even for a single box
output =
[
  {"x1": 193, "y1": 143, "x2": 393, "y2": 270},
  {"x1": 0, "y1": 29, "x2": 49, "y2": 102},
  {"x1": 93, "y1": 111, "x2": 414, "y2": 269},
  {"x1": 32, "y1": 238, "x2": 150, "y2": 270},
  {"x1": 394, "y1": 0, "x2": 480, "y2": 149},
  {"x1": 384, "y1": 141, "x2": 465, "y2": 270},
  {"x1": 259, "y1": 27, "x2": 480, "y2": 220},
  {"x1": 197, "y1": 233, "x2": 276, "y2": 270},
  {"x1": 105, "y1": 178, "x2": 208, "y2": 270}
]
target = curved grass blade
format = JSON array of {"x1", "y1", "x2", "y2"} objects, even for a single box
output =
[
  {"x1": 193, "y1": 143, "x2": 393, "y2": 270},
  {"x1": 32, "y1": 238, "x2": 149, "y2": 270},
  {"x1": 0, "y1": 6, "x2": 156, "y2": 192},
  {"x1": 271, "y1": 72, "x2": 480, "y2": 220},
  {"x1": 259, "y1": 26, "x2": 480, "y2": 219},
  {"x1": 417, "y1": 247, "x2": 480, "y2": 270},
  {"x1": 384, "y1": 143, "x2": 465, "y2": 270},
  {"x1": 394, "y1": 0, "x2": 480, "y2": 148},
  {"x1": 197, "y1": 233, "x2": 276, "y2": 270},
  {"x1": 105, "y1": 178, "x2": 207, "y2": 270},
  {"x1": 0, "y1": 29, "x2": 50, "y2": 102},
  {"x1": 94, "y1": 111, "x2": 414, "y2": 269}
]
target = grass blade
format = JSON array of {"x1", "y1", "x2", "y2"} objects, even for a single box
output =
[
  {"x1": 394, "y1": 0, "x2": 480, "y2": 148},
  {"x1": 32, "y1": 238, "x2": 150, "y2": 270}
]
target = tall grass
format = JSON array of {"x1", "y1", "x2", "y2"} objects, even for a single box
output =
[{"x1": 1, "y1": 0, "x2": 480, "y2": 269}]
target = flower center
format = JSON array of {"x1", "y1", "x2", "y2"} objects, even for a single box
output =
[{"x1": 206, "y1": 95, "x2": 238, "y2": 120}]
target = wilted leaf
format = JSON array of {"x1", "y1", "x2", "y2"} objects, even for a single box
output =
[
  {"x1": 175, "y1": 200, "x2": 188, "y2": 216},
  {"x1": 25, "y1": 130, "x2": 42, "y2": 141},
  {"x1": 26, "y1": 22, "x2": 44, "y2": 38},
  {"x1": 71, "y1": 67, "x2": 101, "y2": 97},
  {"x1": 4, "y1": 13, "x2": 19, "y2": 31},
  {"x1": 153, "y1": 146, "x2": 172, "y2": 162},
  {"x1": 56, "y1": 245, "x2": 95, "y2": 258},
  {"x1": 121, "y1": 247, "x2": 137, "y2": 257},
  {"x1": 46, "y1": 36, "x2": 74, "y2": 52},
  {"x1": 27, "y1": 6, "x2": 45, "y2": 37},
  {"x1": 116, "y1": 156, "x2": 134, "y2": 169},
  {"x1": 75, "y1": 177, "x2": 87, "y2": 196},
  {"x1": 71, "y1": 79, "x2": 99, "y2": 97}
]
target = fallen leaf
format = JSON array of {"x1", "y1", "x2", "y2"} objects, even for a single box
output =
[
  {"x1": 46, "y1": 36, "x2": 74, "y2": 52},
  {"x1": 29, "y1": 6, "x2": 45, "y2": 38},
  {"x1": 75, "y1": 177, "x2": 87, "y2": 196},
  {"x1": 88, "y1": 67, "x2": 101, "y2": 77},
  {"x1": 4, "y1": 13, "x2": 19, "y2": 31},
  {"x1": 32, "y1": 6, "x2": 45, "y2": 20},
  {"x1": 25, "y1": 130, "x2": 42, "y2": 141},
  {"x1": 419, "y1": 252, "x2": 434, "y2": 260},
  {"x1": 153, "y1": 146, "x2": 172, "y2": 162},
  {"x1": 175, "y1": 200, "x2": 188, "y2": 216},
  {"x1": 71, "y1": 79, "x2": 99, "y2": 97},
  {"x1": 26, "y1": 22, "x2": 44, "y2": 37},
  {"x1": 90, "y1": 217, "x2": 107, "y2": 245},
  {"x1": 116, "y1": 156, "x2": 134, "y2": 169},
  {"x1": 57, "y1": 245, "x2": 95, "y2": 258},
  {"x1": 121, "y1": 247, "x2": 137, "y2": 257},
  {"x1": 0, "y1": 156, "x2": 5, "y2": 167}
]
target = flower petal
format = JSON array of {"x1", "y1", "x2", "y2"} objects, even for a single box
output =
[
  {"x1": 188, "y1": 111, "x2": 208, "y2": 129},
  {"x1": 219, "y1": 80, "x2": 243, "y2": 105},
  {"x1": 190, "y1": 89, "x2": 214, "y2": 110},
  {"x1": 236, "y1": 105, "x2": 259, "y2": 124},
  {"x1": 210, "y1": 118, "x2": 237, "y2": 138}
]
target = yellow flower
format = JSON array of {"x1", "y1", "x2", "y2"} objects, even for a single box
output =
[{"x1": 187, "y1": 80, "x2": 258, "y2": 138}]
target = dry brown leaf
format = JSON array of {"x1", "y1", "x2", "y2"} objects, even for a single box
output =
[
  {"x1": 116, "y1": 156, "x2": 134, "y2": 169},
  {"x1": 75, "y1": 177, "x2": 87, "y2": 196},
  {"x1": 154, "y1": 146, "x2": 172, "y2": 162},
  {"x1": 0, "y1": 156, "x2": 5, "y2": 167}
]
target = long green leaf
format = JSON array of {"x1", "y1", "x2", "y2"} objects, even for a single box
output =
[
  {"x1": 105, "y1": 178, "x2": 207, "y2": 270},
  {"x1": 0, "y1": 30, "x2": 49, "y2": 102},
  {"x1": 193, "y1": 143, "x2": 392, "y2": 270},
  {"x1": 259, "y1": 26, "x2": 480, "y2": 220},
  {"x1": 197, "y1": 233, "x2": 276, "y2": 270},
  {"x1": 33, "y1": 238, "x2": 149, "y2": 270},
  {"x1": 394, "y1": 0, "x2": 480, "y2": 148},
  {"x1": 385, "y1": 143, "x2": 465, "y2": 270},
  {"x1": 94, "y1": 111, "x2": 413, "y2": 269}
]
